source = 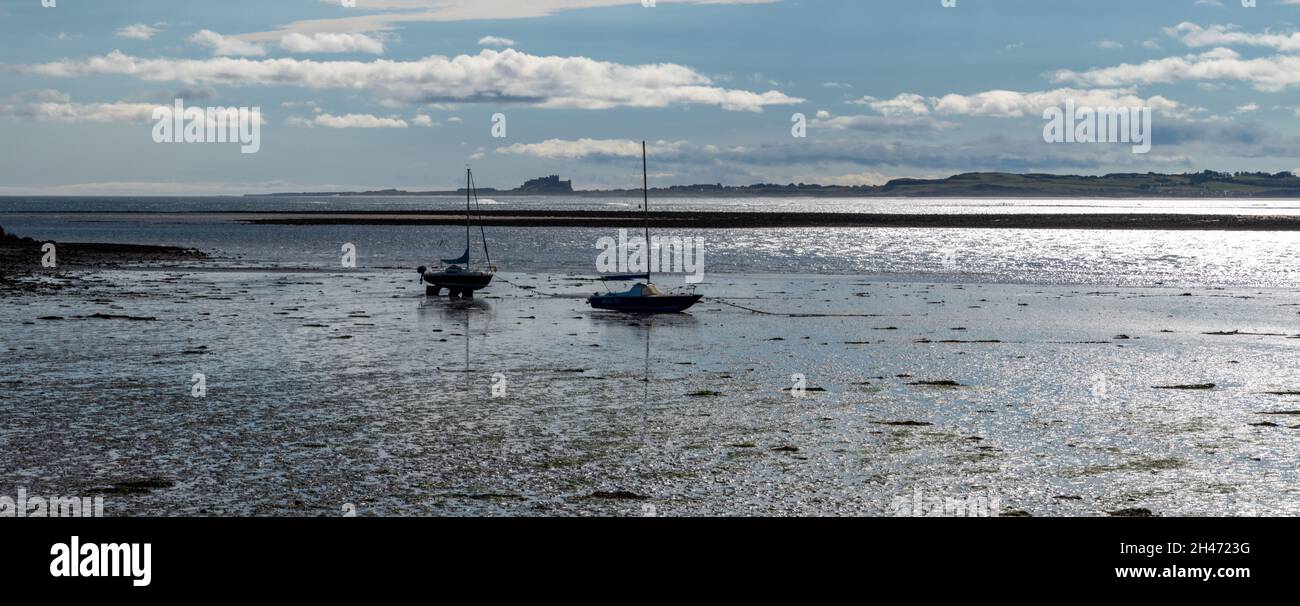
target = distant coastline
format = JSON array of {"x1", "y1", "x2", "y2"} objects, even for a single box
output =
[{"x1": 248, "y1": 171, "x2": 1300, "y2": 199}]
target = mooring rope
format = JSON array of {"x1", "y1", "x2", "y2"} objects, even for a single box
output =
[
  {"x1": 494, "y1": 275, "x2": 575, "y2": 298},
  {"x1": 702, "y1": 296, "x2": 780, "y2": 315},
  {"x1": 702, "y1": 296, "x2": 886, "y2": 318}
]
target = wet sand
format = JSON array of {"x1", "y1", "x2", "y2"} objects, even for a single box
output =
[{"x1": 3, "y1": 262, "x2": 1298, "y2": 516}]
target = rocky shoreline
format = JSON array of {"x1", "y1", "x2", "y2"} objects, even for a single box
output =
[{"x1": 1, "y1": 225, "x2": 207, "y2": 294}]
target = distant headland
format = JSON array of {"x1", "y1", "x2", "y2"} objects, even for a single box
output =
[{"x1": 249, "y1": 170, "x2": 1300, "y2": 198}]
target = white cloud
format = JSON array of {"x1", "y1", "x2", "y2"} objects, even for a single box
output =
[
  {"x1": 412, "y1": 113, "x2": 438, "y2": 126},
  {"x1": 850, "y1": 93, "x2": 930, "y2": 116},
  {"x1": 290, "y1": 112, "x2": 409, "y2": 128},
  {"x1": 1165, "y1": 22, "x2": 1300, "y2": 52},
  {"x1": 16, "y1": 49, "x2": 802, "y2": 112},
  {"x1": 850, "y1": 88, "x2": 1190, "y2": 120},
  {"x1": 1052, "y1": 48, "x2": 1300, "y2": 92},
  {"x1": 281, "y1": 32, "x2": 385, "y2": 54},
  {"x1": 189, "y1": 30, "x2": 267, "y2": 56},
  {"x1": 933, "y1": 88, "x2": 1189, "y2": 118},
  {"x1": 116, "y1": 24, "x2": 162, "y2": 41},
  {"x1": 496, "y1": 138, "x2": 690, "y2": 159},
  {"x1": 813, "y1": 113, "x2": 953, "y2": 132},
  {"x1": 241, "y1": 1, "x2": 782, "y2": 40},
  {"x1": 478, "y1": 36, "x2": 515, "y2": 48},
  {"x1": 1236, "y1": 102, "x2": 1259, "y2": 113},
  {"x1": 1095, "y1": 40, "x2": 1124, "y2": 50},
  {"x1": 0, "y1": 90, "x2": 158, "y2": 123},
  {"x1": 0, "y1": 91, "x2": 273, "y2": 131}
]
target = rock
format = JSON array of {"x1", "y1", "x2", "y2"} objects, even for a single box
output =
[
  {"x1": 89, "y1": 477, "x2": 175, "y2": 496},
  {"x1": 1108, "y1": 508, "x2": 1155, "y2": 517},
  {"x1": 587, "y1": 490, "x2": 648, "y2": 500},
  {"x1": 910, "y1": 380, "x2": 965, "y2": 387}
]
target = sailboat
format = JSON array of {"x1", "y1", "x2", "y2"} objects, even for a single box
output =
[
  {"x1": 587, "y1": 142, "x2": 703, "y2": 313},
  {"x1": 418, "y1": 168, "x2": 495, "y2": 298}
]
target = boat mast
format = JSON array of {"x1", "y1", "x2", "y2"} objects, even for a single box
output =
[
  {"x1": 642, "y1": 140, "x2": 651, "y2": 284},
  {"x1": 470, "y1": 169, "x2": 493, "y2": 270},
  {"x1": 465, "y1": 167, "x2": 472, "y2": 267}
]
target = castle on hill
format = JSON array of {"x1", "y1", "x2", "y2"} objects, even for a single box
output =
[{"x1": 516, "y1": 175, "x2": 573, "y2": 193}]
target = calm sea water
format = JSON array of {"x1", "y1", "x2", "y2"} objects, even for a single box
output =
[{"x1": 3, "y1": 196, "x2": 1300, "y2": 288}]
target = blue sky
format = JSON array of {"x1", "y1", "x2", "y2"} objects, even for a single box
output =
[{"x1": 1, "y1": 0, "x2": 1298, "y2": 194}]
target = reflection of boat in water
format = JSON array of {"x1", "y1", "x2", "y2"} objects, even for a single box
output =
[
  {"x1": 416, "y1": 294, "x2": 491, "y2": 314},
  {"x1": 415, "y1": 295, "x2": 488, "y2": 399},
  {"x1": 418, "y1": 167, "x2": 495, "y2": 298},
  {"x1": 584, "y1": 313, "x2": 696, "y2": 406},
  {"x1": 587, "y1": 142, "x2": 702, "y2": 314}
]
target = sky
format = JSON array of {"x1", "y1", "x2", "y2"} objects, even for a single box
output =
[{"x1": 0, "y1": 0, "x2": 1299, "y2": 194}]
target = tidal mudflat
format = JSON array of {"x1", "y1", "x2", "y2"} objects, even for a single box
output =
[{"x1": 3, "y1": 261, "x2": 1297, "y2": 516}]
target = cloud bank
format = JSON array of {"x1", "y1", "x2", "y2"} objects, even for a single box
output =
[{"x1": 16, "y1": 49, "x2": 802, "y2": 111}]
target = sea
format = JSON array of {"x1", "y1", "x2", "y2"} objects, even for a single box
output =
[
  {"x1": 2, "y1": 196, "x2": 1298, "y2": 516},
  {"x1": 3, "y1": 196, "x2": 1300, "y2": 287}
]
